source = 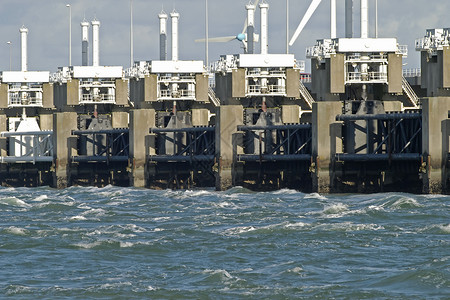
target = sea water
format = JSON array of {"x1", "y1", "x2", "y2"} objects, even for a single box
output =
[{"x1": 0, "y1": 186, "x2": 448, "y2": 299}]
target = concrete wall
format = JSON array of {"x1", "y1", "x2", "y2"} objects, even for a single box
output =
[
  {"x1": 112, "y1": 111, "x2": 129, "y2": 128},
  {"x1": 129, "y1": 109, "x2": 156, "y2": 187},
  {"x1": 42, "y1": 83, "x2": 54, "y2": 109},
  {"x1": 0, "y1": 115, "x2": 7, "y2": 156},
  {"x1": 286, "y1": 68, "x2": 300, "y2": 99},
  {"x1": 422, "y1": 97, "x2": 450, "y2": 193},
  {"x1": 39, "y1": 114, "x2": 53, "y2": 131},
  {"x1": 0, "y1": 83, "x2": 8, "y2": 109},
  {"x1": 330, "y1": 54, "x2": 345, "y2": 94},
  {"x1": 115, "y1": 79, "x2": 129, "y2": 106},
  {"x1": 388, "y1": 54, "x2": 403, "y2": 94},
  {"x1": 312, "y1": 101, "x2": 342, "y2": 193},
  {"x1": 67, "y1": 80, "x2": 79, "y2": 106},
  {"x1": 195, "y1": 74, "x2": 209, "y2": 102},
  {"x1": 53, "y1": 112, "x2": 78, "y2": 188},
  {"x1": 215, "y1": 105, "x2": 243, "y2": 190},
  {"x1": 231, "y1": 69, "x2": 245, "y2": 98}
]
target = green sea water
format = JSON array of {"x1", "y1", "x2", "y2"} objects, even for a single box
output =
[{"x1": 0, "y1": 186, "x2": 448, "y2": 299}]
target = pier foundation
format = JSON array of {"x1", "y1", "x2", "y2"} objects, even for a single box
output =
[
  {"x1": 53, "y1": 112, "x2": 77, "y2": 188},
  {"x1": 422, "y1": 97, "x2": 450, "y2": 193},
  {"x1": 129, "y1": 109, "x2": 155, "y2": 187},
  {"x1": 215, "y1": 105, "x2": 243, "y2": 191},
  {"x1": 312, "y1": 101, "x2": 342, "y2": 193}
]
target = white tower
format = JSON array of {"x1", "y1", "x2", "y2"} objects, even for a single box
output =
[
  {"x1": 20, "y1": 26, "x2": 28, "y2": 72},
  {"x1": 246, "y1": 3, "x2": 256, "y2": 54},
  {"x1": 360, "y1": 0, "x2": 369, "y2": 38},
  {"x1": 170, "y1": 10, "x2": 180, "y2": 61},
  {"x1": 331, "y1": 0, "x2": 337, "y2": 39},
  {"x1": 259, "y1": 2, "x2": 269, "y2": 55},
  {"x1": 81, "y1": 21, "x2": 90, "y2": 66},
  {"x1": 91, "y1": 19, "x2": 100, "y2": 67},
  {"x1": 159, "y1": 11, "x2": 168, "y2": 61}
]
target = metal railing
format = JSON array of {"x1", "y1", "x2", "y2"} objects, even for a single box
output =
[
  {"x1": 0, "y1": 131, "x2": 53, "y2": 163},
  {"x1": 403, "y1": 68, "x2": 421, "y2": 77},
  {"x1": 402, "y1": 76, "x2": 419, "y2": 108},
  {"x1": 8, "y1": 94, "x2": 43, "y2": 107},
  {"x1": 159, "y1": 89, "x2": 196, "y2": 99},
  {"x1": 80, "y1": 93, "x2": 116, "y2": 103}
]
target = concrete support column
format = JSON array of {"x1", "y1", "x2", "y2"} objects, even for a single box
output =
[
  {"x1": 53, "y1": 112, "x2": 78, "y2": 188},
  {"x1": 0, "y1": 115, "x2": 7, "y2": 157},
  {"x1": 39, "y1": 114, "x2": 53, "y2": 131},
  {"x1": 112, "y1": 111, "x2": 129, "y2": 129},
  {"x1": 215, "y1": 105, "x2": 243, "y2": 191},
  {"x1": 422, "y1": 97, "x2": 450, "y2": 193},
  {"x1": 312, "y1": 101, "x2": 342, "y2": 193},
  {"x1": 129, "y1": 109, "x2": 155, "y2": 187}
]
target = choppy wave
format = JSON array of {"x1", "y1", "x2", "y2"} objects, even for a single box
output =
[{"x1": 0, "y1": 186, "x2": 448, "y2": 298}]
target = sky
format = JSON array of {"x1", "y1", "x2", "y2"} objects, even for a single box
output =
[{"x1": 0, "y1": 0, "x2": 449, "y2": 73}]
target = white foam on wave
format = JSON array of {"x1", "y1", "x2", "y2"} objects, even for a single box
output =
[
  {"x1": 314, "y1": 222, "x2": 384, "y2": 232},
  {"x1": 272, "y1": 189, "x2": 301, "y2": 195},
  {"x1": 0, "y1": 196, "x2": 31, "y2": 208},
  {"x1": 73, "y1": 241, "x2": 102, "y2": 249},
  {"x1": 222, "y1": 226, "x2": 256, "y2": 235},
  {"x1": 69, "y1": 215, "x2": 87, "y2": 221},
  {"x1": 5, "y1": 226, "x2": 28, "y2": 235},
  {"x1": 304, "y1": 193, "x2": 327, "y2": 200},
  {"x1": 202, "y1": 269, "x2": 233, "y2": 279},
  {"x1": 390, "y1": 197, "x2": 422, "y2": 209},
  {"x1": 418, "y1": 224, "x2": 450, "y2": 234},
  {"x1": 33, "y1": 195, "x2": 48, "y2": 202},
  {"x1": 322, "y1": 203, "x2": 349, "y2": 215}
]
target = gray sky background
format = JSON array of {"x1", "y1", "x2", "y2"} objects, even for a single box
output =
[{"x1": 0, "y1": 0, "x2": 449, "y2": 73}]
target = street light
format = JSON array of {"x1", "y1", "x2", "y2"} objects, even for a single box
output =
[
  {"x1": 130, "y1": 0, "x2": 134, "y2": 67},
  {"x1": 66, "y1": 4, "x2": 72, "y2": 66},
  {"x1": 6, "y1": 41, "x2": 12, "y2": 71}
]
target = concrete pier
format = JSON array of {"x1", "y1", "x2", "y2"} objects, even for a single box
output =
[
  {"x1": 312, "y1": 101, "x2": 342, "y2": 193},
  {"x1": 422, "y1": 97, "x2": 450, "y2": 193},
  {"x1": 53, "y1": 112, "x2": 77, "y2": 188},
  {"x1": 129, "y1": 109, "x2": 155, "y2": 187},
  {"x1": 215, "y1": 105, "x2": 243, "y2": 191}
]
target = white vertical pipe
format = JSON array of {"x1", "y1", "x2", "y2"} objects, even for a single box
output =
[
  {"x1": 20, "y1": 27, "x2": 28, "y2": 72},
  {"x1": 92, "y1": 20, "x2": 100, "y2": 67},
  {"x1": 331, "y1": 0, "x2": 337, "y2": 38},
  {"x1": 81, "y1": 21, "x2": 90, "y2": 66},
  {"x1": 345, "y1": 0, "x2": 353, "y2": 38},
  {"x1": 286, "y1": 0, "x2": 289, "y2": 53},
  {"x1": 260, "y1": 2, "x2": 269, "y2": 55},
  {"x1": 360, "y1": 0, "x2": 368, "y2": 38},
  {"x1": 171, "y1": 11, "x2": 180, "y2": 61},
  {"x1": 205, "y1": 0, "x2": 209, "y2": 70},
  {"x1": 130, "y1": 0, "x2": 134, "y2": 67},
  {"x1": 246, "y1": 3, "x2": 255, "y2": 54},
  {"x1": 375, "y1": 0, "x2": 378, "y2": 38},
  {"x1": 159, "y1": 11, "x2": 168, "y2": 60}
]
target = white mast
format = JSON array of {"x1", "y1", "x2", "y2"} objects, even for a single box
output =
[
  {"x1": 91, "y1": 19, "x2": 100, "y2": 67},
  {"x1": 20, "y1": 26, "x2": 28, "y2": 72},
  {"x1": 246, "y1": 3, "x2": 256, "y2": 54},
  {"x1": 260, "y1": 2, "x2": 269, "y2": 55},
  {"x1": 159, "y1": 11, "x2": 168, "y2": 61},
  {"x1": 360, "y1": 0, "x2": 369, "y2": 38},
  {"x1": 171, "y1": 10, "x2": 180, "y2": 61},
  {"x1": 331, "y1": 0, "x2": 337, "y2": 39},
  {"x1": 81, "y1": 21, "x2": 90, "y2": 66}
]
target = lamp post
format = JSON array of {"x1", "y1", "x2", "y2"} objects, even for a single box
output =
[
  {"x1": 286, "y1": 0, "x2": 289, "y2": 54},
  {"x1": 130, "y1": 0, "x2": 134, "y2": 67},
  {"x1": 205, "y1": 0, "x2": 209, "y2": 70},
  {"x1": 66, "y1": 4, "x2": 72, "y2": 66},
  {"x1": 6, "y1": 41, "x2": 12, "y2": 71}
]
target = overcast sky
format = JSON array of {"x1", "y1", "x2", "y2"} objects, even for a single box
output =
[{"x1": 0, "y1": 0, "x2": 449, "y2": 73}]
